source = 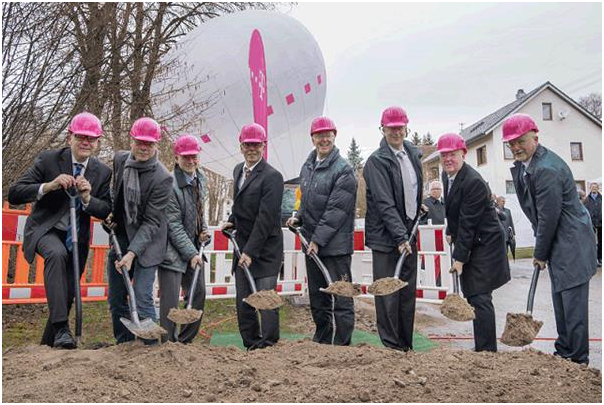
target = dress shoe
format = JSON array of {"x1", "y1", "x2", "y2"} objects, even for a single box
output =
[{"x1": 53, "y1": 327, "x2": 76, "y2": 349}]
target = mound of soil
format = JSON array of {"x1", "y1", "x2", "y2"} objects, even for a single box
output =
[
  {"x1": 367, "y1": 277, "x2": 408, "y2": 296},
  {"x1": 3, "y1": 340, "x2": 600, "y2": 403},
  {"x1": 168, "y1": 308, "x2": 203, "y2": 325},
  {"x1": 440, "y1": 294, "x2": 475, "y2": 322},
  {"x1": 244, "y1": 290, "x2": 283, "y2": 310},
  {"x1": 322, "y1": 281, "x2": 362, "y2": 297},
  {"x1": 501, "y1": 313, "x2": 544, "y2": 347}
]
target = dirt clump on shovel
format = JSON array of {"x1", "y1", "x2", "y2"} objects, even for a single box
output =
[
  {"x1": 131, "y1": 326, "x2": 167, "y2": 341},
  {"x1": 244, "y1": 290, "x2": 284, "y2": 310},
  {"x1": 168, "y1": 308, "x2": 202, "y2": 324},
  {"x1": 440, "y1": 294, "x2": 475, "y2": 321},
  {"x1": 367, "y1": 277, "x2": 407, "y2": 296},
  {"x1": 501, "y1": 313, "x2": 543, "y2": 346},
  {"x1": 323, "y1": 281, "x2": 362, "y2": 297}
]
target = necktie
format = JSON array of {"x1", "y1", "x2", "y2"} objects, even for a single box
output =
[
  {"x1": 244, "y1": 167, "x2": 251, "y2": 179},
  {"x1": 192, "y1": 177, "x2": 204, "y2": 238},
  {"x1": 66, "y1": 163, "x2": 84, "y2": 252},
  {"x1": 518, "y1": 164, "x2": 526, "y2": 189},
  {"x1": 397, "y1": 151, "x2": 417, "y2": 220}
]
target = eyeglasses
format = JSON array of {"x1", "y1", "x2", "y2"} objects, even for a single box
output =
[
  {"x1": 133, "y1": 139, "x2": 157, "y2": 147},
  {"x1": 241, "y1": 142, "x2": 264, "y2": 149},
  {"x1": 312, "y1": 133, "x2": 335, "y2": 140},
  {"x1": 74, "y1": 134, "x2": 99, "y2": 144}
]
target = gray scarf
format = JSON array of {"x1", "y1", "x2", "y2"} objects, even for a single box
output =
[{"x1": 123, "y1": 152, "x2": 158, "y2": 225}]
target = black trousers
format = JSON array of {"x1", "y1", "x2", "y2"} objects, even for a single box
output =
[
  {"x1": 235, "y1": 270, "x2": 279, "y2": 350},
  {"x1": 595, "y1": 226, "x2": 602, "y2": 263},
  {"x1": 36, "y1": 229, "x2": 87, "y2": 346},
  {"x1": 466, "y1": 291, "x2": 497, "y2": 352},
  {"x1": 158, "y1": 264, "x2": 206, "y2": 344},
  {"x1": 552, "y1": 280, "x2": 590, "y2": 364},
  {"x1": 306, "y1": 254, "x2": 355, "y2": 345},
  {"x1": 372, "y1": 246, "x2": 417, "y2": 351}
]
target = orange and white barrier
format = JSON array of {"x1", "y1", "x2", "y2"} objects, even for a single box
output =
[{"x1": 3, "y1": 203, "x2": 452, "y2": 304}]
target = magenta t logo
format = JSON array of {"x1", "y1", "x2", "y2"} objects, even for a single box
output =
[{"x1": 249, "y1": 29, "x2": 268, "y2": 159}]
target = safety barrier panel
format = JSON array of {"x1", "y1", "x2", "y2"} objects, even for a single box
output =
[{"x1": 2, "y1": 202, "x2": 452, "y2": 304}]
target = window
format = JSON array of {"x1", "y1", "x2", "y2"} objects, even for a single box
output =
[
  {"x1": 542, "y1": 103, "x2": 552, "y2": 120},
  {"x1": 575, "y1": 180, "x2": 586, "y2": 192},
  {"x1": 570, "y1": 142, "x2": 583, "y2": 161},
  {"x1": 503, "y1": 143, "x2": 514, "y2": 160},
  {"x1": 477, "y1": 145, "x2": 487, "y2": 166},
  {"x1": 505, "y1": 180, "x2": 516, "y2": 194}
]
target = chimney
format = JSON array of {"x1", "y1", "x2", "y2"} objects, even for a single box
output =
[{"x1": 516, "y1": 89, "x2": 526, "y2": 100}]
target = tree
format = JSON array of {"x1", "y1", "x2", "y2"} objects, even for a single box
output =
[
  {"x1": 422, "y1": 132, "x2": 434, "y2": 146},
  {"x1": 347, "y1": 137, "x2": 364, "y2": 170},
  {"x1": 578, "y1": 93, "x2": 602, "y2": 120},
  {"x1": 410, "y1": 131, "x2": 422, "y2": 146}
]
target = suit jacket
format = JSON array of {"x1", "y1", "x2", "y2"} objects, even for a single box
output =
[
  {"x1": 8, "y1": 147, "x2": 112, "y2": 263},
  {"x1": 421, "y1": 196, "x2": 445, "y2": 225},
  {"x1": 363, "y1": 138, "x2": 423, "y2": 252},
  {"x1": 443, "y1": 162, "x2": 510, "y2": 296},
  {"x1": 112, "y1": 151, "x2": 172, "y2": 268},
  {"x1": 511, "y1": 144, "x2": 596, "y2": 292},
  {"x1": 229, "y1": 159, "x2": 284, "y2": 278},
  {"x1": 583, "y1": 192, "x2": 602, "y2": 227},
  {"x1": 499, "y1": 207, "x2": 515, "y2": 242}
]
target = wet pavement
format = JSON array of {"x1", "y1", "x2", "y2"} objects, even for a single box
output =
[{"x1": 418, "y1": 259, "x2": 602, "y2": 370}]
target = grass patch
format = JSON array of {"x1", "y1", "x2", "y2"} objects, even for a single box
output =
[
  {"x1": 3, "y1": 298, "x2": 301, "y2": 348},
  {"x1": 509, "y1": 247, "x2": 534, "y2": 260}
]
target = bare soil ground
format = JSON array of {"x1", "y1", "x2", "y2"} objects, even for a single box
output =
[
  {"x1": 3, "y1": 297, "x2": 602, "y2": 403},
  {"x1": 3, "y1": 339, "x2": 601, "y2": 403}
]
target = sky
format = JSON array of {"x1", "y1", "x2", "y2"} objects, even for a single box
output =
[{"x1": 287, "y1": 2, "x2": 602, "y2": 158}]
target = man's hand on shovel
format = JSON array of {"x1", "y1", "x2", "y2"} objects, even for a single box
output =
[
  {"x1": 449, "y1": 260, "x2": 464, "y2": 276},
  {"x1": 115, "y1": 251, "x2": 135, "y2": 274},
  {"x1": 307, "y1": 241, "x2": 319, "y2": 256},
  {"x1": 189, "y1": 255, "x2": 203, "y2": 269},
  {"x1": 533, "y1": 258, "x2": 546, "y2": 270},
  {"x1": 238, "y1": 252, "x2": 252, "y2": 268},
  {"x1": 398, "y1": 241, "x2": 412, "y2": 255}
]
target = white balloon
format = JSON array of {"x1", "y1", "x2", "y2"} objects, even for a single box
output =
[{"x1": 154, "y1": 10, "x2": 327, "y2": 181}]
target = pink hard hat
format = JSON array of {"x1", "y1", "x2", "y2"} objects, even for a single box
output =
[
  {"x1": 239, "y1": 123, "x2": 267, "y2": 143},
  {"x1": 437, "y1": 133, "x2": 467, "y2": 154},
  {"x1": 381, "y1": 106, "x2": 409, "y2": 127},
  {"x1": 502, "y1": 113, "x2": 539, "y2": 142},
  {"x1": 68, "y1": 112, "x2": 103, "y2": 138},
  {"x1": 130, "y1": 117, "x2": 161, "y2": 142},
  {"x1": 173, "y1": 134, "x2": 201, "y2": 156},
  {"x1": 310, "y1": 116, "x2": 337, "y2": 135}
]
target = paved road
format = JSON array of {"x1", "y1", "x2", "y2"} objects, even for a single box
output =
[{"x1": 417, "y1": 259, "x2": 602, "y2": 370}]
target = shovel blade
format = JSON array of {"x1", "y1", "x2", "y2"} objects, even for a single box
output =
[
  {"x1": 167, "y1": 308, "x2": 203, "y2": 325},
  {"x1": 120, "y1": 317, "x2": 166, "y2": 340},
  {"x1": 367, "y1": 277, "x2": 407, "y2": 296},
  {"x1": 500, "y1": 312, "x2": 543, "y2": 347}
]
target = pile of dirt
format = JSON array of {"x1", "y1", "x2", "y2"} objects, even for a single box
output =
[
  {"x1": 3, "y1": 340, "x2": 600, "y2": 403},
  {"x1": 501, "y1": 313, "x2": 544, "y2": 347},
  {"x1": 440, "y1": 294, "x2": 475, "y2": 322},
  {"x1": 367, "y1": 277, "x2": 407, "y2": 296},
  {"x1": 322, "y1": 281, "x2": 362, "y2": 297},
  {"x1": 168, "y1": 308, "x2": 203, "y2": 325},
  {"x1": 244, "y1": 290, "x2": 283, "y2": 310}
]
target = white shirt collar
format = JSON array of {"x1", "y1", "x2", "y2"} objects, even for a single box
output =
[
  {"x1": 388, "y1": 144, "x2": 405, "y2": 155},
  {"x1": 243, "y1": 159, "x2": 262, "y2": 173},
  {"x1": 71, "y1": 153, "x2": 89, "y2": 170}
]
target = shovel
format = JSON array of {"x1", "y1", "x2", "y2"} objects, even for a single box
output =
[
  {"x1": 368, "y1": 212, "x2": 427, "y2": 296},
  {"x1": 501, "y1": 264, "x2": 543, "y2": 346},
  {"x1": 167, "y1": 237, "x2": 211, "y2": 326},
  {"x1": 65, "y1": 186, "x2": 83, "y2": 346},
  {"x1": 222, "y1": 228, "x2": 283, "y2": 310},
  {"x1": 440, "y1": 244, "x2": 475, "y2": 321},
  {"x1": 288, "y1": 224, "x2": 361, "y2": 298},
  {"x1": 108, "y1": 227, "x2": 167, "y2": 340}
]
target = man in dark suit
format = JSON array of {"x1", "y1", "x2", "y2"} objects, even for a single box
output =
[
  {"x1": 8, "y1": 112, "x2": 112, "y2": 349},
  {"x1": 496, "y1": 196, "x2": 515, "y2": 258},
  {"x1": 504, "y1": 113, "x2": 597, "y2": 365},
  {"x1": 421, "y1": 180, "x2": 445, "y2": 225},
  {"x1": 583, "y1": 182, "x2": 602, "y2": 266},
  {"x1": 107, "y1": 117, "x2": 172, "y2": 344},
  {"x1": 439, "y1": 133, "x2": 510, "y2": 352},
  {"x1": 222, "y1": 123, "x2": 284, "y2": 350},
  {"x1": 363, "y1": 106, "x2": 424, "y2": 351}
]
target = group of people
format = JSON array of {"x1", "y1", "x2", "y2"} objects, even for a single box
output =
[{"x1": 8, "y1": 107, "x2": 598, "y2": 365}]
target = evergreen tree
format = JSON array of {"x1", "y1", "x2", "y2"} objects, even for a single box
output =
[
  {"x1": 422, "y1": 132, "x2": 435, "y2": 146},
  {"x1": 410, "y1": 131, "x2": 422, "y2": 146},
  {"x1": 347, "y1": 138, "x2": 364, "y2": 170}
]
